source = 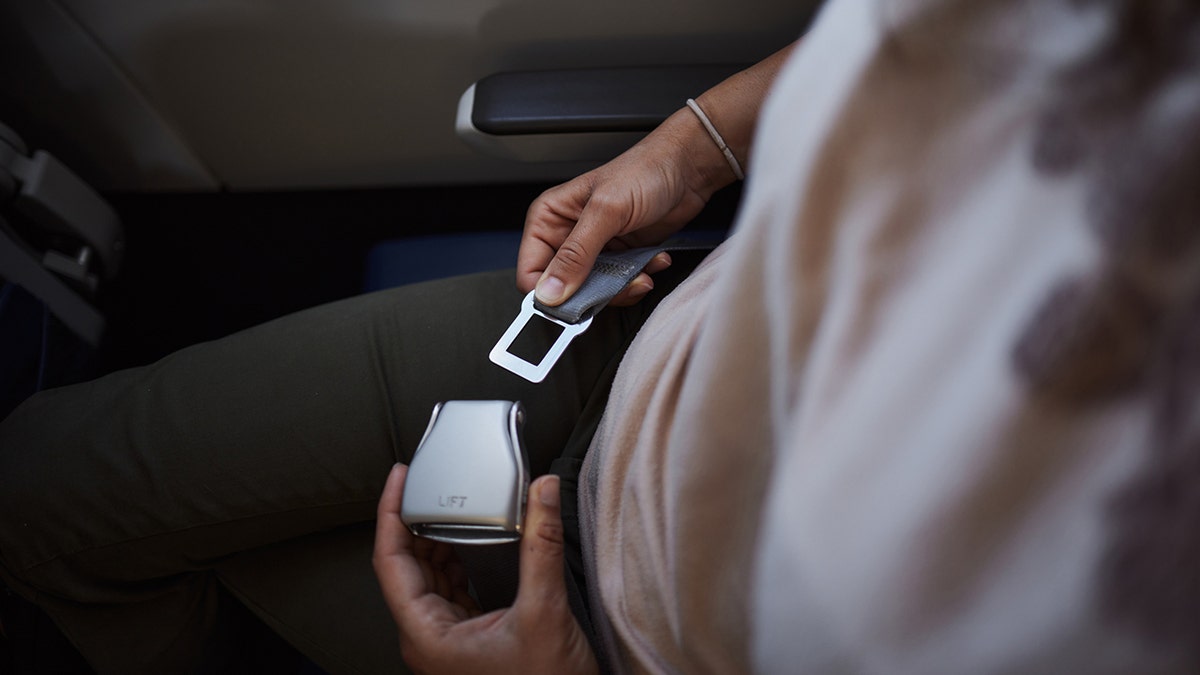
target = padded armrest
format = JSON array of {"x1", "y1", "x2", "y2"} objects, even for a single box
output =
[
  {"x1": 470, "y1": 65, "x2": 744, "y2": 135},
  {"x1": 457, "y1": 65, "x2": 747, "y2": 163}
]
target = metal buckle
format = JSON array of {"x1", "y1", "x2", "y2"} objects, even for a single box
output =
[
  {"x1": 489, "y1": 290, "x2": 593, "y2": 383},
  {"x1": 400, "y1": 401, "x2": 529, "y2": 545}
]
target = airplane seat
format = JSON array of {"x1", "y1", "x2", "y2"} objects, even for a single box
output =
[
  {"x1": 0, "y1": 121, "x2": 119, "y2": 420},
  {"x1": 362, "y1": 230, "x2": 523, "y2": 292}
]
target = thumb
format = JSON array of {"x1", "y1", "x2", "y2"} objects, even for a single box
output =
[
  {"x1": 534, "y1": 234, "x2": 599, "y2": 307},
  {"x1": 535, "y1": 195, "x2": 628, "y2": 306},
  {"x1": 514, "y1": 475, "x2": 570, "y2": 615}
]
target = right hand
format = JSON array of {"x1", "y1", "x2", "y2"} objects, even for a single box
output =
[
  {"x1": 374, "y1": 465, "x2": 599, "y2": 675},
  {"x1": 516, "y1": 107, "x2": 737, "y2": 308}
]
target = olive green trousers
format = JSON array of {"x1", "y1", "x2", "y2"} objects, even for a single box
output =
[{"x1": 0, "y1": 266, "x2": 690, "y2": 674}]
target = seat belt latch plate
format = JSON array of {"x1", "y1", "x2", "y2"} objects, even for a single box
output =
[{"x1": 489, "y1": 291, "x2": 593, "y2": 383}]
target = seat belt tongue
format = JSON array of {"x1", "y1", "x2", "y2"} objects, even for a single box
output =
[
  {"x1": 489, "y1": 291, "x2": 593, "y2": 383},
  {"x1": 489, "y1": 243, "x2": 708, "y2": 383}
]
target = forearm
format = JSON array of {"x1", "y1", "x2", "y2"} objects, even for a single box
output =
[{"x1": 660, "y1": 43, "x2": 798, "y2": 195}]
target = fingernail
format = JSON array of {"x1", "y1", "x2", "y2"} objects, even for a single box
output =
[
  {"x1": 538, "y1": 476, "x2": 560, "y2": 508},
  {"x1": 535, "y1": 275, "x2": 566, "y2": 305}
]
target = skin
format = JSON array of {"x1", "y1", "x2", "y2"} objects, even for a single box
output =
[
  {"x1": 374, "y1": 43, "x2": 796, "y2": 673},
  {"x1": 373, "y1": 465, "x2": 598, "y2": 675},
  {"x1": 517, "y1": 44, "x2": 796, "y2": 308}
]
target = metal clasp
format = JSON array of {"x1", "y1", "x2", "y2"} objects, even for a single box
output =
[{"x1": 489, "y1": 291, "x2": 593, "y2": 383}]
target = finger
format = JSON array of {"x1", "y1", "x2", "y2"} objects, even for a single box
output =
[
  {"x1": 608, "y1": 252, "x2": 672, "y2": 307},
  {"x1": 516, "y1": 221, "x2": 564, "y2": 295},
  {"x1": 411, "y1": 533, "x2": 439, "y2": 590},
  {"x1": 413, "y1": 534, "x2": 438, "y2": 559},
  {"x1": 374, "y1": 464, "x2": 413, "y2": 560},
  {"x1": 373, "y1": 465, "x2": 428, "y2": 617},
  {"x1": 517, "y1": 182, "x2": 591, "y2": 294},
  {"x1": 455, "y1": 591, "x2": 484, "y2": 618},
  {"x1": 513, "y1": 475, "x2": 570, "y2": 618},
  {"x1": 607, "y1": 273, "x2": 655, "y2": 308},
  {"x1": 642, "y1": 251, "x2": 673, "y2": 276},
  {"x1": 433, "y1": 563, "x2": 453, "y2": 601},
  {"x1": 447, "y1": 558, "x2": 482, "y2": 616},
  {"x1": 429, "y1": 541, "x2": 458, "y2": 599},
  {"x1": 534, "y1": 193, "x2": 631, "y2": 306},
  {"x1": 447, "y1": 559, "x2": 477, "y2": 606},
  {"x1": 430, "y1": 539, "x2": 456, "y2": 566},
  {"x1": 417, "y1": 559, "x2": 440, "y2": 597}
]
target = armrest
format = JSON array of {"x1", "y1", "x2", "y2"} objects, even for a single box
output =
[{"x1": 457, "y1": 65, "x2": 745, "y2": 162}]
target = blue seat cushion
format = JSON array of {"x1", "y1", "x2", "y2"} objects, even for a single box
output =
[{"x1": 363, "y1": 231, "x2": 523, "y2": 292}]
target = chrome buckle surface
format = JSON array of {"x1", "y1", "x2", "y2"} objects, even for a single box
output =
[
  {"x1": 489, "y1": 290, "x2": 593, "y2": 383},
  {"x1": 400, "y1": 401, "x2": 529, "y2": 545}
]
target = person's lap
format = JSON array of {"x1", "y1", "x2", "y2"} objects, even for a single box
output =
[{"x1": 0, "y1": 267, "x2": 664, "y2": 673}]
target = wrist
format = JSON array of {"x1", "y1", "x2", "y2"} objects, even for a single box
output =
[
  {"x1": 673, "y1": 43, "x2": 796, "y2": 191},
  {"x1": 686, "y1": 98, "x2": 745, "y2": 180},
  {"x1": 658, "y1": 106, "x2": 741, "y2": 197}
]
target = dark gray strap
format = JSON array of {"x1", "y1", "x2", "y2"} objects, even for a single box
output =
[{"x1": 534, "y1": 242, "x2": 715, "y2": 324}]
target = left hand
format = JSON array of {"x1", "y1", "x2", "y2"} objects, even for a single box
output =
[
  {"x1": 373, "y1": 464, "x2": 600, "y2": 675},
  {"x1": 516, "y1": 112, "x2": 725, "y2": 309}
]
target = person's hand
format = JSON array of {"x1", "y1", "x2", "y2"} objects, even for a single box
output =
[
  {"x1": 373, "y1": 464, "x2": 599, "y2": 675},
  {"x1": 517, "y1": 107, "x2": 738, "y2": 308},
  {"x1": 516, "y1": 44, "x2": 797, "y2": 309}
]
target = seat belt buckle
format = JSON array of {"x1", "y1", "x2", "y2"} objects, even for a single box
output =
[
  {"x1": 401, "y1": 400, "x2": 529, "y2": 545},
  {"x1": 489, "y1": 290, "x2": 593, "y2": 383}
]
